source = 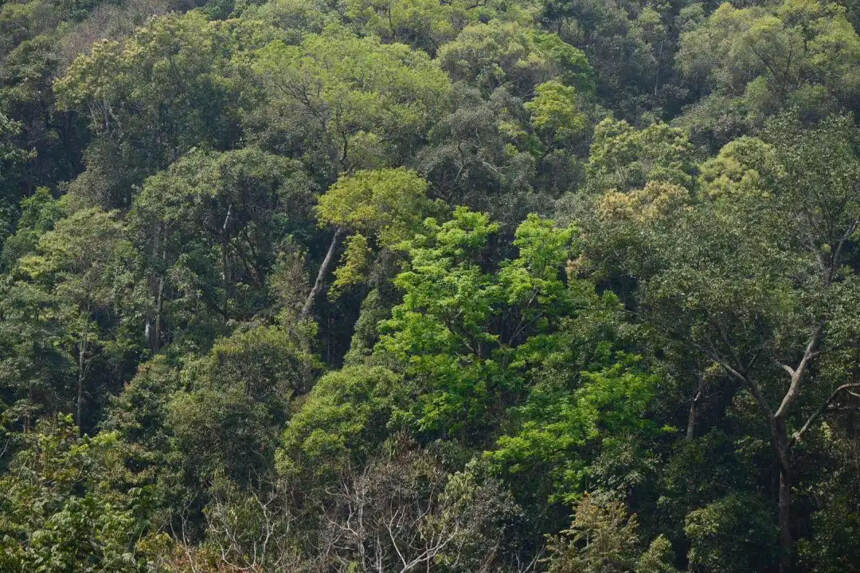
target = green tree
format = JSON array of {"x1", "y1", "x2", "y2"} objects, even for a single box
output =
[
  {"x1": 169, "y1": 323, "x2": 320, "y2": 489},
  {"x1": 0, "y1": 112, "x2": 36, "y2": 242},
  {"x1": 55, "y1": 12, "x2": 248, "y2": 208},
  {"x1": 538, "y1": 0, "x2": 669, "y2": 119},
  {"x1": 684, "y1": 493, "x2": 778, "y2": 573},
  {"x1": 344, "y1": 0, "x2": 488, "y2": 54},
  {"x1": 251, "y1": 25, "x2": 451, "y2": 177},
  {"x1": 378, "y1": 209, "x2": 586, "y2": 441},
  {"x1": 307, "y1": 167, "x2": 432, "y2": 312},
  {"x1": 130, "y1": 147, "x2": 315, "y2": 349},
  {"x1": 277, "y1": 365, "x2": 408, "y2": 485},
  {"x1": 676, "y1": 0, "x2": 860, "y2": 145},
  {"x1": 526, "y1": 80, "x2": 589, "y2": 152},
  {"x1": 546, "y1": 493, "x2": 677, "y2": 573},
  {"x1": 585, "y1": 118, "x2": 697, "y2": 193},
  {"x1": 15, "y1": 207, "x2": 138, "y2": 429},
  {"x1": 578, "y1": 113, "x2": 860, "y2": 571},
  {"x1": 438, "y1": 21, "x2": 594, "y2": 98},
  {"x1": 0, "y1": 415, "x2": 157, "y2": 572}
]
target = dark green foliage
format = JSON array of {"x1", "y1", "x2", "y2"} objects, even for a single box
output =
[
  {"x1": 0, "y1": 0, "x2": 857, "y2": 570},
  {"x1": 684, "y1": 493, "x2": 778, "y2": 573}
]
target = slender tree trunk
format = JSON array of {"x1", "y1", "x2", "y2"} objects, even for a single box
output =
[
  {"x1": 153, "y1": 275, "x2": 164, "y2": 353},
  {"x1": 151, "y1": 222, "x2": 166, "y2": 353},
  {"x1": 76, "y1": 368, "x2": 83, "y2": 429},
  {"x1": 301, "y1": 227, "x2": 343, "y2": 320},
  {"x1": 778, "y1": 468, "x2": 792, "y2": 573},
  {"x1": 76, "y1": 323, "x2": 88, "y2": 430},
  {"x1": 685, "y1": 399, "x2": 697, "y2": 441},
  {"x1": 686, "y1": 373, "x2": 706, "y2": 441},
  {"x1": 771, "y1": 417, "x2": 793, "y2": 573},
  {"x1": 221, "y1": 204, "x2": 233, "y2": 318}
]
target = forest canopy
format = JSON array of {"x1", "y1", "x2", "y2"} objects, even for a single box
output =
[{"x1": 0, "y1": 0, "x2": 858, "y2": 571}]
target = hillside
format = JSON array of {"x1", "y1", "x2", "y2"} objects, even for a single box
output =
[{"x1": 0, "y1": 0, "x2": 858, "y2": 570}]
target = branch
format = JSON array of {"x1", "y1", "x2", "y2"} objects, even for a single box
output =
[
  {"x1": 790, "y1": 383, "x2": 860, "y2": 447},
  {"x1": 301, "y1": 227, "x2": 344, "y2": 320},
  {"x1": 774, "y1": 325, "x2": 822, "y2": 420},
  {"x1": 709, "y1": 350, "x2": 773, "y2": 419}
]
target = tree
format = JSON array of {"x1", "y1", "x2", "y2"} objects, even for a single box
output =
[
  {"x1": 0, "y1": 34, "x2": 84, "y2": 200},
  {"x1": 302, "y1": 167, "x2": 432, "y2": 318},
  {"x1": 546, "y1": 493, "x2": 677, "y2": 573},
  {"x1": 578, "y1": 113, "x2": 860, "y2": 571},
  {"x1": 0, "y1": 279, "x2": 75, "y2": 429},
  {"x1": 438, "y1": 20, "x2": 594, "y2": 99},
  {"x1": 537, "y1": 0, "x2": 669, "y2": 119},
  {"x1": 377, "y1": 209, "x2": 586, "y2": 441},
  {"x1": 344, "y1": 0, "x2": 487, "y2": 55},
  {"x1": 585, "y1": 118, "x2": 697, "y2": 193},
  {"x1": 0, "y1": 415, "x2": 158, "y2": 572},
  {"x1": 0, "y1": 112, "x2": 36, "y2": 242},
  {"x1": 526, "y1": 81, "x2": 588, "y2": 152},
  {"x1": 55, "y1": 12, "x2": 248, "y2": 208},
  {"x1": 676, "y1": 0, "x2": 860, "y2": 146},
  {"x1": 684, "y1": 493, "x2": 777, "y2": 573},
  {"x1": 14, "y1": 207, "x2": 138, "y2": 429},
  {"x1": 130, "y1": 147, "x2": 315, "y2": 348},
  {"x1": 251, "y1": 25, "x2": 451, "y2": 177},
  {"x1": 169, "y1": 322, "x2": 320, "y2": 489},
  {"x1": 490, "y1": 353, "x2": 660, "y2": 509},
  {"x1": 277, "y1": 365, "x2": 408, "y2": 486},
  {"x1": 418, "y1": 86, "x2": 551, "y2": 227},
  {"x1": 312, "y1": 441, "x2": 457, "y2": 572}
]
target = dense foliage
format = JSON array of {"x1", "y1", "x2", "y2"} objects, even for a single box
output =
[{"x1": 0, "y1": 0, "x2": 857, "y2": 570}]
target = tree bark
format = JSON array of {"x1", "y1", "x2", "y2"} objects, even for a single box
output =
[
  {"x1": 153, "y1": 275, "x2": 164, "y2": 353},
  {"x1": 686, "y1": 372, "x2": 706, "y2": 441},
  {"x1": 76, "y1": 320, "x2": 88, "y2": 430},
  {"x1": 76, "y1": 355, "x2": 84, "y2": 429},
  {"x1": 301, "y1": 227, "x2": 343, "y2": 320},
  {"x1": 221, "y1": 203, "x2": 233, "y2": 318},
  {"x1": 769, "y1": 415, "x2": 793, "y2": 573},
  {"x1": 778, "y1": 467, "x2": 792, "y2": 573},
  {"x1": 151, "y1": 222, "x2": 166, "y2": 353}
]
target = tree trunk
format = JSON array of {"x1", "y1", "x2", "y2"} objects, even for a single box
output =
[
  {"x1": 75, "y1": 369, "x2": 83, "y2": 429},
  {"x1": 685, "y1": 400, "x2": 697, "y2": 441},
  {"x1": 153, "y1": 275, "x2": 164, "y2": 353},
  {"x1": 772, "y1": 418, "x2": 793, "y2": 573},
  {"x1": 221, "y1": 203, "x2": 233, "y2": 318},
  {"x1": 778, "y1": 468, "x2": 792, "y2": 573},
  {"x1": 301, "y1": 227, "x2": 343, "y2": 320},
  {"x1": 76, "y1": 333, "x2": 87, "y2": 430},
  {"x1": 221, "y1": 241, "x2": 230, "y2": 317},
  {"x1": 151, "y1": 223, "x2": 166, "y2": 353},
  {"x1": 686, "y1": 373, "x2": 706, "y2": 441}
]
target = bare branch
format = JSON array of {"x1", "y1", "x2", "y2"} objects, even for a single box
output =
[
  {"x1": 774, "y1": 326, "x2": 822, "y2": 420},
  {"x1": 790, "y1": 383, "x2": 860, "y2": 447}
]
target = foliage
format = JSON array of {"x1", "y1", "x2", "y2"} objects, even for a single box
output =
[
  {"x1": 316, "y1": 167, "x2": 431, "y2": 246},
  {"x1": 0, "y1": 415, "x2": 157, "y2": 571},
  {"x1": 684, "y1": 493, "x2": 778, "y2": 573},
  {"x1": 277, "y1": 366, "x2": 408, "y2": 484},
  {"x1": 439, "y1": 20, "x2": 594, "y2": 98},
  {"x1": 379, "y1": 209, "x2": 583, "y2": 439},
  {"x1": 0, "y1": 0, "x2": 857, "y2": 570},
  {"x1": 585, "y1": 118, "x2": 697, "y2": 192},
  {"x1": 252, "y1": 25, "x2": 451, "y2": 174},
  {"x1": 546, "y1": 493, "x2": 677, "y2": 573}
]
